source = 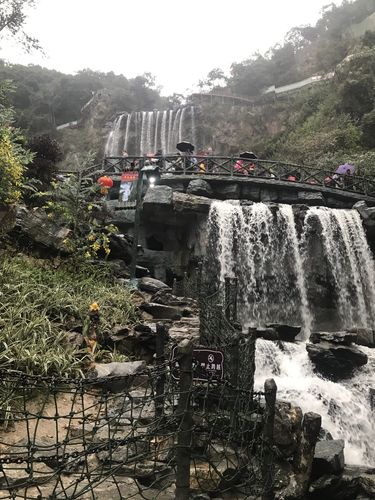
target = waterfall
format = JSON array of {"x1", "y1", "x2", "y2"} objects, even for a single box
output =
[
  {"x1": 179, "y1": 107, "x2": 186, "y2": 143},
  {"x1": 161, "y1": 111, "x2": 167, "y2": 153},
  {"x1": 255, "y1": 339, "x2": 375, "y2": 466},
  {"x1": 154, "y1": 110, "x2": 160, "y2": 152},
  {"x1": 304, "y1": 207, "x2": 375, "y2": 329},
  {"x1": 104, "y1": 113, "x2": 125, "y2": 156},
  {"x1": 208, "y1": 200, "x2": 375, "y2": 466},
  {"x1": 105, "y1": 107, "x2": 197, "y2": 156},
  {"x1": 123, "y1": 113, "x2": 132, "y2": 152},
  {"x1": 207, "y1": 201, "x2": 311, "y2": 331},
  {"x1": 140, "y1": 111, "x2": 146, "y2": 156},
  {"x1": 191, "y1": 105, "x2": 197, "y2": 149}
]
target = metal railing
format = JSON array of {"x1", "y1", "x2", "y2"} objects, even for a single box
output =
[{"x1": 101, "y1": 155, "x2": 375, "y2": 198}]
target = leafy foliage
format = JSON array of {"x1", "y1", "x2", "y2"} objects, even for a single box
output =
[
  {"x1": 26, "y1": 134, "x2": 62, "y2": 186},
  {"x1": 0, "y1": 253, "x2": 137, "y2": 377},
  {"x1": 44, "y1": 155, "x2": 117, "y2": 259},
  {"x1": 0, "y1": 81, "x2": 32, "y2": 205}
]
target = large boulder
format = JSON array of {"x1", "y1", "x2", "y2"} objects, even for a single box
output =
[
  {"x1": 266, "y1": 323, "x2": 301, "y2": 342},
  {"x1": 89, "y1": 360, "x2": 147, "y2": 392},
  {"x1": 140, "y1": 302, "x2": 182, "y2": 320},
  {"x1": 312, "y1": 440, "x2": 345, "y2": 479},
  {"x1": 139, "y1": 277, "x2": 170, "y2": 294},
  {"x1": 353, "y1": 200, "x2": 375, "y2": 227},
  {"x1": 186, "y1": 179, "x2": 213, "y2": 197},
  {"x1": 172, "y1": 191, "x2": 212, "y2": 213},
  {"x1": 308, "y1": 465, "x2": 375, "y2": 500},
  {"x1": 306, "y1": 342, "x2": 368, "y2": 379},
  {"x1": 143, "y1": 185, "x2": 173, "y2": 208},
  {"x1": 13, "y1": 206, "x2": 71, "y2": 252}
]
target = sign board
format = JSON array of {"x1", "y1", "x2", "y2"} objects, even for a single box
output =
[
  {"x1": 170, "y1": 346, "x2": 224, "y2": 382},
  {"x1": 120, "y1": 171, "x2": 139, "y2": 202}
]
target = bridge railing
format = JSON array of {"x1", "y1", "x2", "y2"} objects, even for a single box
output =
[{"x1": 101, "y1": 156, "x2": 375, "y2": 198}]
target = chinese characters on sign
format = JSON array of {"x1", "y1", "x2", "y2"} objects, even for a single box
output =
[
  {"x1": 120, "y1": 171, "x2": 139, "y2": 202},
  {"x1": 170, "y1": 347, "x2": 224, "y2": 381}
]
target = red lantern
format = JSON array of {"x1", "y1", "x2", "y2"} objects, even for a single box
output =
[{"x1": 97, "y1": 176, "x2": 114, "y2": 188}]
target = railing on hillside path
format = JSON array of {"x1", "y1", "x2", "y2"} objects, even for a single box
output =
[{"x1": 101, "y1": 155, "x2": 375, "y2": 198}]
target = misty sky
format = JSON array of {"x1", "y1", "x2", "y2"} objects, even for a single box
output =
[{"x1": 0, "y1": 0, "x2": 342, "y2": 95}]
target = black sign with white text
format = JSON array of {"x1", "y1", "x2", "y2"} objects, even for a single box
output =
[{"x1": 170, "y1": 347, "x2": 224, "y2": 381}]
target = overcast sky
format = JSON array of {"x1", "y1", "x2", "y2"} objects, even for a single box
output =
[{"x1": 0, "y1": 0, "x2": 342, "y2": 95}]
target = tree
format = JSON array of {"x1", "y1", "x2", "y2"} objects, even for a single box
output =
[
  {"x1": 26, "y1": 135, "x2": 62, "y2": 186},
  {"x1": 0, "y1": 0, "x2": 41, "y2": 51},
  {"x1": 0, "y1": 81, "x2": 32, "y2": 205}
]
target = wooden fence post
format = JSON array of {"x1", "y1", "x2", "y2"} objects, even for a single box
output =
[
  {"x1": 155, "y1": 323, "x2": 167, "y2": 422},
  {"x1": 175, "y1": 339, "x2": 193, "y2": 500},
  {"x1": 262, "y1": 378, "x2": 277, "y2": 500}
]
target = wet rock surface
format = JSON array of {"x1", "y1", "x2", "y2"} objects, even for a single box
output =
[
  {"x1": 312, "y1": 439, "x2": 345, "y2": 478},
  {"x1": 306, "y1": 342, "x2": 368, "y2": 380}
]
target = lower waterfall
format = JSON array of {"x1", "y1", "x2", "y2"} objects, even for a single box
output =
[{"x1": 207, "y1": 200, "x2": 375, "y2": 466}]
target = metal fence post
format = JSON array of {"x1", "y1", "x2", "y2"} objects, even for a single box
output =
[
  {"x1": 262, "y1": 378, "x2": 277, "y2": 500},
  {"x1": 175, "y1": 339, "x2": 193, "y2": 500}
]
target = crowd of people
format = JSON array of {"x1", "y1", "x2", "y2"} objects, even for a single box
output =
[{"x1": 117, "y1": 147, "x2": 356, "y2": 190}]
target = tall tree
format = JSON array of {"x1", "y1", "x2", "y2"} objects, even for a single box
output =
[{"x1": 0, "y1": 0, "x2": 41, "y2": 51}]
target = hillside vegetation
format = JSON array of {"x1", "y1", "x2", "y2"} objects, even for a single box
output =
[{"x1": 0, "y1": 0, "x2": 374, "y2": 172}]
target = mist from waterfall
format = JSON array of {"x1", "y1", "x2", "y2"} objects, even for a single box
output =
[
  {"x1": 104, "y1": 106, "x2": 196, "y2": 156},
  {"x1": 207, "y1": 200, "x2": 375, "y2": 466}
]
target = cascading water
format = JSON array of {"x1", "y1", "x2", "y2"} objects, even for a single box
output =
[
  {"x1": 104, "y1": 106, "x2": 197, "y2": 156},
  {"x1": 104, "y1": 113, "x2": 125, "y2": 156},
  {"x1": 207, "y1": 201, "x2": 311, "y2": 333},
  {"x1": 208, "y1": 200, "x2": 375, "y2": 466}
]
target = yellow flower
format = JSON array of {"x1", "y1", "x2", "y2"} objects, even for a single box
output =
[
  {"x1": 87, "y1": 204, "x2": 93, "y2": 211},
  {"x1": 104, "y1": 247, "x2": 111, "y2": 255},
  {"x1": 89, "y1": 302, "x2": 100, "y2": 312},
  {"x1": 91, "y1": 241, "x2": 101, "y2": 252},
  {"x1": 84, "y1": 251, "x2": 91, "y2": 258},
  {"x1": 87, "y1": 234, "x2": 95, "y2": 241},
  {"x1": 47, "y1": 213, "x2": 53, "y2": 219}
]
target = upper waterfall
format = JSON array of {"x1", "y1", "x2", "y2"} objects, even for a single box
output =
[{"x1": 104, "y1": 106, "x2": 197, "y2": 156}]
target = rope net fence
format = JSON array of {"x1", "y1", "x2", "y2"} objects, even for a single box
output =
[{"x1": 0, "y1": 362, "x2": 271, "y2": 500}]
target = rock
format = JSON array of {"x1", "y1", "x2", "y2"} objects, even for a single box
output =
[
  {"x1": 250, "y1": 326, "x2": 279, "y2": 341},
  {"x1": 260, "y1": 188, "x2": 278, "y2": 202},
  {"x1": 312, "y1": 440, "x2": 345, "y2": 478},
  {"x1": 348, "y1": 327, "x2": 375, "y2": 347},
  {"x1": 143, "y1": 185, "x2": 173, "y2": 208},
  {"x1": 266, "y1": 323, "x2": 301, "y2": 342},
  {"x1": 89, "y1": 361, "x2": 146, "y2": 392},
  {"x1": 298, "y1": 191, "x2": 326, "y2": 205},
  {"x1": 172, "y1": 191, "x2": 212, "y2": 213},
  {"x1": 135, "y1": 265, "x2": 151, "y2": 278},
  {"x1": 214, "y1": 183, "x2": 240, "y2": 199},
  {"x1": 354, "y1": 200, "x2": 375, "y2": 226},
  {"x1": 274, "y1": 402, "x2": 303, "y2": 458},
  {"x1": 310, "y1": 331, "x2": 357, "y2": 346},
  {"x1": 308, "y1": 465, "x2": 375, "y2": 500},
  {"x1": 13, "y1": 206, "x2": 71, "y2": 252},
  {"x1": 108, "y1": 233, "x2": 132, "y2": 262},
  {"x1": 139, "y1": 277, "x2": 170, "y2": 294},
  {"x1": 306, "y1": 342, "x2": 368, "y2": 379},
  {"x1": 140, "y1": 302, "x2": 182, "y2": 320},
  {"x1": 0, "y1": 204, "x2": 17, "y2": 235},
  {"x1": 186, "y1": 179, "x2": 213, "y2": 197},
  {"x1": 107, "y1": 259, "x2": 130, "y2": 278},
  {"x1": 168, "y1": 317, "x2": 200, "y2": 343}
]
